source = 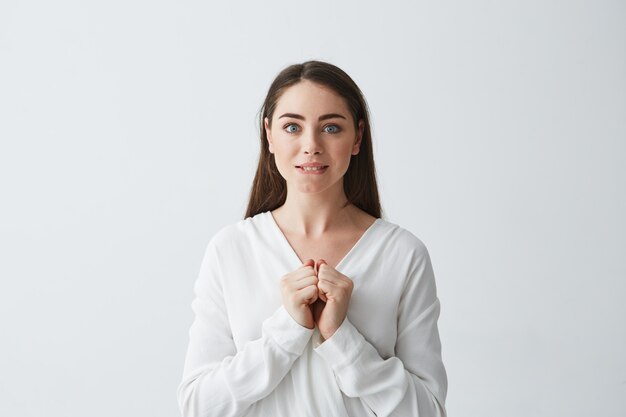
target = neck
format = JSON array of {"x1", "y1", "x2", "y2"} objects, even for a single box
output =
[{"x1": 274, "y1": 185, "x2": 353, "y2": 237}]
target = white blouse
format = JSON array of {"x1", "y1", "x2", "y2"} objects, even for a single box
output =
[{"x1": 177, "y1": 210, "x2": 447, "y2": 417}]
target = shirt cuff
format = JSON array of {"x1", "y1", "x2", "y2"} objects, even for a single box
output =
[
  {"x1": 313, "y1": 317, "x2": 366, "y2": 369},
  {"x1": 262, "y1": 305, "x2": 315, "y2": 355}
]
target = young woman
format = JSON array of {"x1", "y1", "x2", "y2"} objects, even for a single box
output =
[{"x1": 177, "y1": 60, "x2": 448, "y2": 417}]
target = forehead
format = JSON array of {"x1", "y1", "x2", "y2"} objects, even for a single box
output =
[{"x1": 274, "y1": 80, "x2": 350, "y2": 118}]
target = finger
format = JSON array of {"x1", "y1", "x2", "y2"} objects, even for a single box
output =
[
  {"x1": 317, "y1": 260, "x2": 333, "y2": 275},
  {"x1": 315, "y1": 259, "x2": 325, "y2": 276},
  {"x1": 283, "y1": 269, "x2": 317, "y2": 286},
  {"x1": 317, "y1": 279, "x2": 340, "y2": 292},
  {"x1": 290, "y1": 265, "x2": 316, "y2": 280},
  {"x1": 316, "y1": 259, "x2": 326, "y2": 273},
  {"x1": 296, "y1": 284, "x2": 318, "y2": 305},
  {"x1": 292, "y1": 275, "x2": 319, "y2": 291},
  {"x1": 318, "y1": 287, "x2": 328, "y2": 302},
  {"x1": 281, "y1": 268, "x2": 317, "y2": 290},
  {"x1": 318, "y1": 279, "x2": 352, "y2": 298},
  {"x1": 317, "y1": 266, "x2": 345, "y2": 284}
]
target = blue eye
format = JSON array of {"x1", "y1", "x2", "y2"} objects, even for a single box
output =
[
  {"x1": 324, "y1": 125, "x2": 340, "y2": 134},
  {"x1": 284, "y1": 123, "x2": 299, "y2": 133}
]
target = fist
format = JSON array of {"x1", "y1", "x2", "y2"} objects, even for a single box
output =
[
  {"x1": 310, "y1": 259, "x2": 354, "y2": 340},
  {"x1": 280, "y1": 259, "x2": 319, "y2": 329}
]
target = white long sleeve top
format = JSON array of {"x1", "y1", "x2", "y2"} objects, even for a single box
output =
[{"x1": 177, "y1": 210, "x2": 447, "y2": 417}]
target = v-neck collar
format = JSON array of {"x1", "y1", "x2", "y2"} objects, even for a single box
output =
[{"x1": 264, "y1": 210, "x2": 381, "y2": 271}]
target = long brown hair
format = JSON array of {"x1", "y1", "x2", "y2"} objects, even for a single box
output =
[{"x1": 244, "y1": 60, "x2": 382, "y2": 220}]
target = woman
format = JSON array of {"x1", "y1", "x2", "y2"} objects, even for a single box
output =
[{"x1": 177, "y1": 60, "x2": 448, "y2": 417}]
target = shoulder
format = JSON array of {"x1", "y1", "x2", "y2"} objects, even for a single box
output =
[
  {"x1": 205, "y1": 211, "x2": 267, "y2": 254},
  {"x1": 375, "y1": 217, "x2": 430, "y2": 259},
  {"x1": 377, "y1": 219, "x2": 438, "y2": 298},
  {"x1": 351, "y1": 205, "x2": 429, "y2": 257}
]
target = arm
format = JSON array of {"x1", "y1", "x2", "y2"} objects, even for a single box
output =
[
  {"x1": 177, "y1": 238, "x2": 315, "y2": 417},
  {"x1": 313, "y1": 243, "x2": 447, "y2": 417}
]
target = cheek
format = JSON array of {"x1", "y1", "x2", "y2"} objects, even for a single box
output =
[
  {"x1": 334, "y1": 143, "x2": 356, "y2": 166},
  {"x1": 271, "y1": 142, "x2": 297, "y2": 174},
  {"x1": 274, "y1": 141, "x2": 295, "y2": 156}
]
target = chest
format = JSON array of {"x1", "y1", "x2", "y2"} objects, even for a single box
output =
[
  {"x1": 281, "y1": 232, "x2": 363, "y2": 269},
  {"x1": 224, "y1": 250, "x2": 402, "y2": 358}
]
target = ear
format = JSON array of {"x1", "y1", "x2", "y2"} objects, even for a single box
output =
[
  {"x1": 352, "y1": 119, "x2": 364, "y2": 155},
  {"x1": 264, "y1": 117, "x2": 274, "y2": 154}
]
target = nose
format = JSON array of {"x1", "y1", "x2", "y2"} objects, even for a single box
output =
[{"x1": 302, "y1": 129, "x2": 323, "y2": 155}]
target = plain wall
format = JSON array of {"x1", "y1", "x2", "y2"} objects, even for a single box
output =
[{"x1": 1, "y1": 1, "x2": 624, "y2": 416}]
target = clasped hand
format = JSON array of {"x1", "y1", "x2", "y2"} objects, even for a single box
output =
[{"x1": 280, "y1": 259, "x2": 354, "y2": 340}]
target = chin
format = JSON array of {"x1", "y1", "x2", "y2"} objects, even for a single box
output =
[
  {"x1": 295, "y1": 184, "x2": 326, "y2": 194},
  {"x1": 293, "y1": 179, "x2": 344, "y2": 195}
]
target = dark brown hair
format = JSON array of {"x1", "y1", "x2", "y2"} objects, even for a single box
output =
[{"x1": 244, "y1": 60, "x2": 382, "y2": 220}]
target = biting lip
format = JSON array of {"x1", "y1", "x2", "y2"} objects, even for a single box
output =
[{"x1": 295, "y1": 163, "x2": 329, "y2": 168}]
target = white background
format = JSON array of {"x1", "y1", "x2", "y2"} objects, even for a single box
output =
[{"x1": 1, "y1": 1, "x2": 624, "y2": 416}]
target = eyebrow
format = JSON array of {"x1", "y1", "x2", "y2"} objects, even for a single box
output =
[{"x1": 278, "y1": 112, "x2": 347, "y2": 121}]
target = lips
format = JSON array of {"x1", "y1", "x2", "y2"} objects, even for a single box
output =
[
  {"x1": 296, "y1": 163, "x2": 329, "y2": 168},
  {"x1": 296, "y1": 165, "x2": 329, "y2": 174}
]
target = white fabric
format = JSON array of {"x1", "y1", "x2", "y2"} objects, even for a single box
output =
[{"x1": 177, "y1": 210, "x2": 448, "y2": 417}]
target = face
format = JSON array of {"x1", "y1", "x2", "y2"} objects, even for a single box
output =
[{"x1": 264, "y1": 80, "x2": 364, "y2": 195}]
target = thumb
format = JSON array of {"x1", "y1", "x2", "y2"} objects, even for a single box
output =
[
  {"x1": 303, "y1": 259, "x2": 315, "y2": 268},
  {"x1": 316, "y1": 259, "x2": 328, "y2": 302},
  {"x1": 315, "y1": 259, "x2": 327, "y2": 275}
]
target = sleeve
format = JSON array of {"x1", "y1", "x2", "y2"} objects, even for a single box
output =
[
  {"x1": 177, "y1": 237, "x2": 315, "y2": 417},
  {"x1": 313, "y1": 242, "x2": 448, "y2": 417}
]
